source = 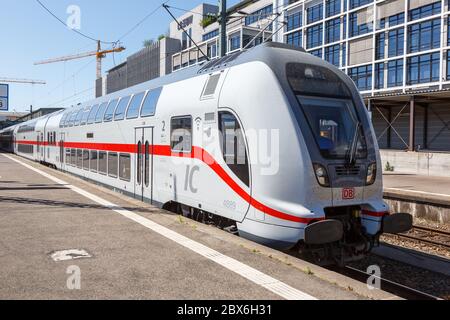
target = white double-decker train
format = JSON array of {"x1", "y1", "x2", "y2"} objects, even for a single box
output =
[{"x1": 1, "y1": 43, "x2": 412, "y2": 264}]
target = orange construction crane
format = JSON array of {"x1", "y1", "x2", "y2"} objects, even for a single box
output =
[{"x1": 34, "y1": 41, "x2": 125, "y2": 79}]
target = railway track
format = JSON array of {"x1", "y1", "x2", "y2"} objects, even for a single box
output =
[
  {"x1": 393, "y1": 225, "x2": 450, "y2": 250},
  {"x1": 330, "y1": 266, "x2": 442, "y2": 300}
]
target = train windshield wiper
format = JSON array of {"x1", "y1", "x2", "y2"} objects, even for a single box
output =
[{"x1": 346, "y1": 122, "x2": 361, "y2": 166}]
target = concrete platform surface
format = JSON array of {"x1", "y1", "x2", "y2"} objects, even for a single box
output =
[
  {"x1": 0, "y1": 153, "x2": 399, "y2": 300},
  {"x1": 384, "y1": 173, "x2": 450, "y2": 206}
]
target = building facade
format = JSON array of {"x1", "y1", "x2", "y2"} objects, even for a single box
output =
[{"x1": 171, "y1": 0, "x2": 450, "y2": 155}]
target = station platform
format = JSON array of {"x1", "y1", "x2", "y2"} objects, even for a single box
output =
[
  {"x1": 0, "y1": 153, "x2": 398, "y2": 300},
  {"x1": 383, "y1": 173, "x2": 450, "y2": 224}
]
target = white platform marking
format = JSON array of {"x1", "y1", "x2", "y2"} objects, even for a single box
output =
[
  {"x1": 4, "y1": 154, "x2": 317, "y2": 300},
  {"x1": 51, "y1": 249, "x2": 92, "y2": 262}
]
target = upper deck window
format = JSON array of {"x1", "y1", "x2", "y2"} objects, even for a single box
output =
[
  {"x1": 95, "y1": 102, "x2": 109, "y2": 123},
  {"x1": 74, "y1": 109, "x2": 84, "y2": 126},
  {"x1": 104, "y1": 99, "x2": 118, "y2": 122},
  {"x1": 126, "y1": 93, "x2": 145, "y2": 119},
  {"x1": 87, "y1": 104, "x2": 99, "y2": 124},
  {"x1": 80, "y1": 106, "x2": 91, "y2": 126},
  {"x1": 114, "y1": 96, "x2": 131, "y2": 121},
  {"x1": 141, "y1": 87, "x2": 162, "y2": 117}
]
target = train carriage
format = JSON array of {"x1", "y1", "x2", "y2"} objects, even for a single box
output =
[{"x1": 0, "y1": 43, "x2": 412, "y2": 265}]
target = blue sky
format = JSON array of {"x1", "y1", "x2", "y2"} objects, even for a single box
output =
[{"x1": 0, "y1": 0, "x2": 241, "y2": 112}]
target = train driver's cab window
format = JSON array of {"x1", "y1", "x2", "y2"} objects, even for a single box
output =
[
  {"x1": 126, "y1": 93, "x2": 145, "y2": 119},
  {"x1": 171, "y1": 117, "x2": 192, "y2": 152},
  {"x1": 219, "y1": 112, "x2": 249, "y2": 187},
  {"x1": 104, "y1": 99, "x2": 119, "y2": 122},
  {"x1": 114, "y1": 96, "x2": 131, "y2": 121},
  {"x1": 141, "y1": 87, "x2": 162, "y2": 117}
]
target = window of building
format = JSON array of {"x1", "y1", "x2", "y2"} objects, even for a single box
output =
[
  {"x1": 376, "y1": 33, "x2": 385, "y2": 60},
  {"x1": 76, "y1": 149, "x2": 83, "y2": 168},
  {"x1": 286, "y1": 31, "x2": 302, "y2": 47},
  {"x1": 229, "y1": 35, "x2": 241, "y2": 51},
  {"x1": 407, "y1": 52, "x2": 440, "y2": 85},
  {"x1": 325, "y1": 45, "x2": 340, "y2": 67},
  {"x1": 307, "y1": 3, "x2": 323, "y2": 24},
  {"x1": 245, "y1": 5, "x2": 273, "y2": 26},
  {"x1": 119, "y1": 154, "x2": 131, "y2": 182},
  {"x1": 408, "y1": 19, "x2": 440, "y2": 53},
  {"x1": 349, "y1": 0, "x2": 372, "y2": 10},
  {"x1": 171, "y1": 116, "x2": 192, "y2": 152},
  {"x1": 388, "y1": 28, "x2": 404, "y2": 57},
  {"x1": 343, "y1": 16, "x2": 347, "y2": 39},
  {"x1": 409, "y1": 2, "x2": 441, "y2": 21},
  {"x1": 326, "y1": 0, "x2": 341, "y2": 17},
  {"x1": 306, "y1": 24, "x2": 323, "y2": 48},
  {"x1": 126, "y1": 92, "x2": 145, "y2": 119},
  {"x1": 447, "y1": 51, "x2": 450, "y2": 80},
  {"x1": 83, "y1": 150, "x2": 90, "y2": 170},
  {"x1": 108, "y1": 152, "x2": 118, "y2": 178},
  {"x1": 389, "y1": 12, "x2": 405, "y2": 27},
  {"x1": 114, "y1": 96, "x2": 131, "y2": 121},
  {"x1": 90, "y1": 150, "x2": 98, "y2": 172},
  {"x1": 218, "y1": 111, "x2": 249, "y2": 187},
  {"x1": 325, "y1": 18, "x2": 340, "y2": 44},
  {"x1": 387, "y1": 59, "x2": 404, "y2": 87},
  {"x1": 141, "y1": 87, "x2": 162, "y2": 117},
  {"x1": 286, "y1": 11, "x2": 302, "y2": 31},
  {"x1": 342, "y1": 44, "x2": 347, "y2": 67},
  {"x1": 87, "y1": 104, "x2": 99, "y2": 124},
  {"x1": 207, "y1": 43, "x2": 217, "y2": 59},
  {"x1": 350, "y1": 11, "x2": 372, "y2": 37},
  {"x1": 348, "y1": 65, "x2": 372, "y2": 90},
  {"x1": 104, "y1": 99, "x2": 119, "y2": 122},
  {"x1": 375, "y1": 63, "x2": 385, "y2": 89},
  {"x1": 98, "y1": 151, "x2": 107, "y2": 174},
  {"x1": 202, "y1": 29, "x2": 219, "y2": 42},
  {"x1": 309, "y1": 48, "x2": 322, "y2": 58}
]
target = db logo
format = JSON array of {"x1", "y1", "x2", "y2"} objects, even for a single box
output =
[{"x1": 342, "y1": 188, "x2": 355, "y2": 200}]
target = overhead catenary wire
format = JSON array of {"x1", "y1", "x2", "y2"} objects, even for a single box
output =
[{"x1": 34, "y1": 0, "x2": 116, "y2": 45}]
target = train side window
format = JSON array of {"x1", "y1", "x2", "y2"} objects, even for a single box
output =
[
  {"x1": 87, "y1": 105, "x2": 99, "y2": 124},
  {"x1": 70, "y1": 149, "x2": 76, "y2": 166},
  {"x1": 104, "y1": 99, "x2": 119, "y2": 122},
  {"x1": 141, "y1": 87, "x2": 162, "y2": 117},
  {"x1": 66, "y1": 149, "x2": 71, "y2": 164},
  {"x1": 114, "y1": 96, "x2": 131, "y2": 121},
  {"x1": 59, "y1": 113, "x2": 68, "y2": 128},
  {"x1": 119, "y1": 154, "x2": 131, "y2": 182},
  {"x1": 76, "y1": 149, "x2": 83, "y2": 168},
  {"x1": 98, "y1": 151, "x2": 107, "y2": 174},
  {"x1": 144, "y1": 141, "x2": 150, "y2": 187},
  {"x1": 90, "y1": 151, "x2": 98, "y2": 172},
  {"x1": 68, "y1": 112, "x2": 77, "y2": 127},
  {"x1": 53, "y1": 132, "x2": 56, "y2": 145},
  {"x1": 218, "y1": 112, "x2": 249, "y2": 187},
  {"x1": 74, "y1": 109, "x2": 84, "y2": 126},
  {"x1": 83, "y1": 150, "x2": 90, "y2": 170},
  {"x1": 170, "y1": 116, "x2": 192, "y2": 152},
  {"x1": 97, "y1": 102, "x2": 111, "y2": 123},
  {"x1": 126, "y1": 92, "x2": 145, "y2": 119},
  {"x1": 108, "y1": 153, "x2": 118, "y2": 178},
  {"x1": 80, "y1": 106, "x2": 91, "y2": 126}
]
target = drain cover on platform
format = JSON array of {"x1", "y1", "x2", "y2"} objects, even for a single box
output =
[{"x1": 50, "y1": 249, "x2": 92, "y2": 262}]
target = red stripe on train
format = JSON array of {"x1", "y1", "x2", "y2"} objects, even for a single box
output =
[{"x1": 15, "y1": 139, "x2": 320, "y2": 224}]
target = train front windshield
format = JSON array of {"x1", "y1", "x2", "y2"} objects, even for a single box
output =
[{"x1": 287, "y1": 63, "x2": 367, "y2": 160}]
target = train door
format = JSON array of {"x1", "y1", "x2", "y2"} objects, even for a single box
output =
[
  {"x1": 59, "y1": 132, "x2": 65, "y2": 171},
  {"x1": 134, "y1": 127, "x2": 153, "y2": 203}
]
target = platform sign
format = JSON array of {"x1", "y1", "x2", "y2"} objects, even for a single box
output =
[{"x1": 0, "y1": 84, "x2": 8, "y2": 111}]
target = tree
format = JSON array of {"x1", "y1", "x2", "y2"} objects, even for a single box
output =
[
  {"x1": 200, "y1": 15, "x2": 218, "y2": 28},
  {"x1": 158, "y1": 34, "x2": 166, "y2": 41}
]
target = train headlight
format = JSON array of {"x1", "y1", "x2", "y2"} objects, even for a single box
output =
[
  {"x1": 313, "y1": 163, "x2": 330, "y2": 187},
  {"x1": 366, "y1": 163, "x2": 377, "y2": 185}
]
